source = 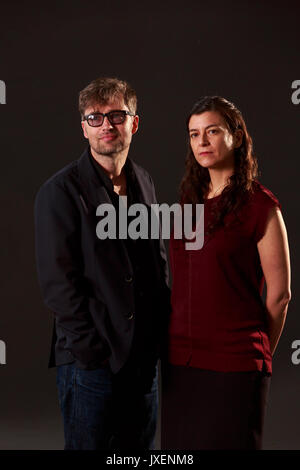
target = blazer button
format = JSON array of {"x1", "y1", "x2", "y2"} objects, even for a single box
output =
[
  {"x1": 126, "y1": 312, "x2": 134, "y2": 320},
  {"x1": 125, "y1": 276, "x2": 133, "y2": 283}
]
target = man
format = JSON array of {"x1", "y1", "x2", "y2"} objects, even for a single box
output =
[{"x1": 34, "y1": 77, "x2": 170, "y2": 450}]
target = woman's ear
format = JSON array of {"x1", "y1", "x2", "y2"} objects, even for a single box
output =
[{"x1": 234, "y1": 129, "x2": 243, "y2": 148}]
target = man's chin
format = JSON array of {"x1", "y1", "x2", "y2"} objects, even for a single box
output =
[{"x1": 94, "y1": 144, "x2": 123, "y2": 157}]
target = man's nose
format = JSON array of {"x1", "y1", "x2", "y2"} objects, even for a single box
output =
[{"x1": 102, "y1": 115, "x2": 113, "y2": 129}]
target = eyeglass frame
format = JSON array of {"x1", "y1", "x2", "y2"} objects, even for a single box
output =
[{"x1": 82, "y1": 109, "x2": 136, "y2": 127}]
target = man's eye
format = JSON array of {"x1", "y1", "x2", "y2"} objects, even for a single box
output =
[{"x1": 208, "y1": 129, "x2": 218, "y2": 134}]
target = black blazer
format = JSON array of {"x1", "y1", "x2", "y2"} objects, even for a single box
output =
[{"x1": 34, "y1": 148, "x2": 170, "y2": 373}]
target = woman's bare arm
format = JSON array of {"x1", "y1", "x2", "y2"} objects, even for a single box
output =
[{"x1": 257, "y1": 207, "x2": 291, "y2": 355}]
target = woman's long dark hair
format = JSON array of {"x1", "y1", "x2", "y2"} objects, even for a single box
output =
[{"x1": 180, "y1": 96, "x2": 259, "y2": 234}]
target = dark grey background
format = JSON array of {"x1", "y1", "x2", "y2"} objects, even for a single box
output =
[{"x1": 0, "y1": 0, "x2": 299, "y2": 449}]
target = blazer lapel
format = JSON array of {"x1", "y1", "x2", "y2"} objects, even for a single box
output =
[
  {"x1": 77, "y1": 149, "x2": 113, "y2": 211},
  {"x1": 130, "y1": 161, "x2": 152, "y2": 207},
  {"x1": 77, "y1": 147, "x2": 133, "y2": 272}
]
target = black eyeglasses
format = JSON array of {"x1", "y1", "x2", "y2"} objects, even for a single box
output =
[{"x1": 83, "y1": 110, "x2": 135, "y2": 127}]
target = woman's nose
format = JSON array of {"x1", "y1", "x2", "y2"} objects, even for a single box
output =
[{"x1": 199, "y1": 133, "x2": 209, "y2": 146}]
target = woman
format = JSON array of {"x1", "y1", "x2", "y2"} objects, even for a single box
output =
[{"x1": 161, "y1": 96, "x2": 291, "y2": 450}]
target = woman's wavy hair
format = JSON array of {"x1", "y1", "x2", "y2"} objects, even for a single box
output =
[{"x1": 180, "y1": 96, "x2": 259, "y2": 234}]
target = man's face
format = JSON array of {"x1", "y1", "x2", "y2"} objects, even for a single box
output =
[{"x1": 81, "y1": 97, "x2": 139, "y2": 158}]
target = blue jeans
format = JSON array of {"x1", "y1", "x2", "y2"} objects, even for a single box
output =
[{"x1": 56, "y1": 360, "x2": 158, "y2": 450}]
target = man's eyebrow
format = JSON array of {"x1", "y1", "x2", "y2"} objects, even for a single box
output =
[
  {"x1": 87, "y1": 109, "x2": 124, "y2": 115},
  {"x1": 189, "y1": 124, "x2": 220, "y2": 132}
]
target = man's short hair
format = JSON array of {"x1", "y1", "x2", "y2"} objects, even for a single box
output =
[{"x1": 79, "y1": 77, "x2": 137, "y2": 118}]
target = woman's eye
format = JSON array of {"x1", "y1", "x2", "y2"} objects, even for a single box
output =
[{"x1": 190, "y1": 133, "x2": 197, "y2": 139}]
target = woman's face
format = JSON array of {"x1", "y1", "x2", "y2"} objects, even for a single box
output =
[{"x1": 188, "y1": 111, "x2": 240, "y2": 170}]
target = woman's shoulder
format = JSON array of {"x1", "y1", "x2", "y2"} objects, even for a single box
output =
[{"x1": 249, "y1": 180, "x2": 281, "y2": 210}]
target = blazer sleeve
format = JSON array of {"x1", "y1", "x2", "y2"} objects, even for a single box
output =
[
  {"x1": 34, "y1": 180, "x2": 107, "y2": 367},
  {"x1": 147, "y1": 174, "x2": 171, "y2": 363},
  {"x1": 147, "y1": 174, "x2": 170, "y2": 287}
]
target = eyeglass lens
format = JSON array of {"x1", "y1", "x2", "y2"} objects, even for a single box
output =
[{"x1": 87, "y1": 111, "x2": 127, "y2": 127}]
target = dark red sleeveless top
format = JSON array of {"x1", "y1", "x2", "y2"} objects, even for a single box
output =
[{"x1": 168, "y1": 182, "x2": 281, "y2": 374}]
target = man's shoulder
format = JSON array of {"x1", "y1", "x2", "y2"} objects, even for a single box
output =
[
  {"x1": 34, "y1": 156, "x2": 83, "y2": 211},
  {"x1": 39, "y1": 159, "x2": 80, "y2": 192}
]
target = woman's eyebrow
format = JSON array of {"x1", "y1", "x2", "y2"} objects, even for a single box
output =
[{"x1": 189, "y1": 124, "x2": 220, "y2": 132}]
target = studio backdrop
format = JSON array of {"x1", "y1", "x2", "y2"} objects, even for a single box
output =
[{"x1": 0, "y1": 0, "x2": 299, "y2": 450}]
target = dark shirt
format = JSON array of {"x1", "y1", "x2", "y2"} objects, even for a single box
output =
[{"x1": 89, "y1": 150, "x2": 160, "y2": 365}]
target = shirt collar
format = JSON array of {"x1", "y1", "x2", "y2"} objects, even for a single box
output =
[{"x1": 88, "y1": 146, "x2": 136, "y2": 194}]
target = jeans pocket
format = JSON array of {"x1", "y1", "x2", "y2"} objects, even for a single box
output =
[
  {"x1": 56, "y1": 363, "x2": 76, "y2": 413},
  {"x1": 73, "y1": 367, "x2": 113, "y2": 431},
  {"x1": 74, "y1": 366, "x2": 113, "y2": 394}
]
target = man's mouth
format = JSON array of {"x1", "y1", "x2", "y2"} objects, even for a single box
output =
[{"x1": 100, "y1": 133, "x2": 117, "y2": 142}]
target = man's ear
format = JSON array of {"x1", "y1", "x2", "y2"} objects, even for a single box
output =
[
  {"x1": 234, "y1": 129, "x2": 243, "y2": 148},
  {"x1": 81, "y1": 121, "x2": 88, "y2": 139},
  {"x1": 132, "y1": 114, "x2": 139, "y2": 135}
]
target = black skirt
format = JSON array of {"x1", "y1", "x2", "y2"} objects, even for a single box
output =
[{"x1": 161, "y1": 364, "x2": 271, "y2": 450}]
